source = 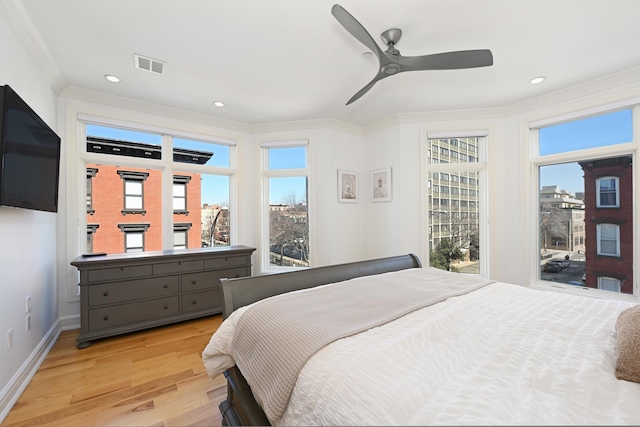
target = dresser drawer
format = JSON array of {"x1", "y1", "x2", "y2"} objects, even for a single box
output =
[
  {"x1": 204, "y1": 255, "x2": 248, "y2": 270},
  {"x1": 152, "y1": 259, "x2": 204, "y2": 275},
  {"x1": 87, "y1": 265, "x2": 152, "y2": 283},
  {"x1": 180, "y1": 289, "x2": 222, "y2": 313},
  {"x1": 87, "y1": 276, "x2": 179, "y2": 307},
  {"x1": 181, "y1": 267, "x2": 247, "y2": 292},
  {"x1": 88, "y1": 296, "x2": 179, "y2": 331}
]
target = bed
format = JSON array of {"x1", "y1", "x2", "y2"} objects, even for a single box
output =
[{"x1": 202, "y1": 254, "x2": 640, "y2": 426}]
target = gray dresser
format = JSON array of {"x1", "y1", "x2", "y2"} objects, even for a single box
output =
[{"x1": 71, "y1": 246, "x2": 255, "y2": 349}]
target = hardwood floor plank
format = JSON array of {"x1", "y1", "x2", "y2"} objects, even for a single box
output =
[{"x1": 3, "y1": 316, "x2": 225, "y2": 427}]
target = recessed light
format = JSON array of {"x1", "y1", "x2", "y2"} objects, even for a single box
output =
[
  {"x1": 213, "y1": 101, "x2": 225, "y2": 107},
  {"x1": 530, "y1": 76, "x2": 545, "y2": 84},
  {"x1": 104, "y1": 75, "x2": 120, "y2": 83}
]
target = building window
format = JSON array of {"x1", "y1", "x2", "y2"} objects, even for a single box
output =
[
  {"x1": 174, "y1": 223, "x2": 192, "y2": 249},
  {"x1": 425, "y1": 133, "x2": 487, "y2": 275},
  {"x1": 596, "y1": 176, "x2": 619, "y2": 207},
  {"x1": 598, "y1": 277, "x2": 621, "y2": 293},
  {"x1": 86, "y1": 168, "x2": 97, "y2": 215},
  {"x1": 117, "y1": 171, "x2": 148, "y2": 215},
  {"x1": 262, "y1": 141, "x2": 309, "y2": 270},
  {"x1": 597, "y1": 223, "x2": 620, "y2": 256},
  {"x1": 173, "y1": 175, "x2": 191, "y2": 215},
  {"x1": 118, "y1": 223, "x2": 150, "y2": 253},
  {"x1": 86, "y1": 224, "x2": 99, "y2": 254}
]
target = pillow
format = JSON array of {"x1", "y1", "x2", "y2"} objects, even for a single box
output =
[{"x1": 615, "y1": 304, "x2": 640, "y2": 383}]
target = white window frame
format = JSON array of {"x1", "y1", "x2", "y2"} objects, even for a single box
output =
[
  {"x1": 596, "y1": 223, "x2": 620, "y2": 256},
  {"x1": 422, "y1": 129, "x2": 489, "y2": 277},
  {"x1": 260, "y1": 139, "x2": 310, "y2": 273},
  {"x1": 596, "y1": 176, "x2": 619, "y2": 207},
  {"x1": 529, "y1": 101, "x2": 638, "y2": 301}
]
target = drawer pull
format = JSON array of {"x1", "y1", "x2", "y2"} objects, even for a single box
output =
[
  {"x1": 103, "y1": 291, "x2": 109, "y2": 296},
  {"x1": 164, "y1": 305, "x2": 168, "y2": 310},
  {"x1": 163, "y1": 284, "x2": 168, "y2": 288},
  {"x1": 192, "y1": 300, "x2": 197, "y2": 305},
  {"x1": 192, "y1": 280, "x2": 197, "y2": 285},
  {"x1": 103, "y1": 315, "x2": 109, "y2": 321}
]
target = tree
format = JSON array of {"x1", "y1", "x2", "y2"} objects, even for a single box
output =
[
  {"x1": 540, "y1": 204, "x2": 568, "y2": 251},
  {"x1": 269, "y1": 191, "x2": 309, "y2": 266},
  {"x1": 430, "y1": 238, "x2": 465, "y2": 271}
]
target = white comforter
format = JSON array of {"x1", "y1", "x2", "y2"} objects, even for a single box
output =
[{"x1": 203, "y1": 280, "x2": 640, "y2": 426}]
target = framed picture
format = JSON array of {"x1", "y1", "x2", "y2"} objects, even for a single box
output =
[
  {"x1": 371, "y1": 167, "x2": 392, "y2": 202},
  {"x1": 338, "y1": 170, "x2": 358, "y2": 203}
]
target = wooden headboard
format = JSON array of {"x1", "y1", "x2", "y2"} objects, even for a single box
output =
[{"x1": 219, "y1": 253, "x2": 422, "y2": 319}]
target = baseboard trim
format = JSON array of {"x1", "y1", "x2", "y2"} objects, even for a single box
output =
[
  {"x1": 60, "y1": 314, "x2": 80, "y2": 331},
  {"x1": 0, "y1": 319, "x2": 61, "y2": 424}
]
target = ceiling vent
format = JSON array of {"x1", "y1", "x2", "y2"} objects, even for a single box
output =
[{"x1": 133, "y1": 54, "x2": 166, "y2": 75}]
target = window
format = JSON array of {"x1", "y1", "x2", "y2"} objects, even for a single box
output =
[
  {"x1": 597, "y1": 223, "x2": 620, "y2": 256},
  {"x1": 534, "y1": 108, "x2": 634, "y2": 296},
  {"x1": 262, "y1": 141, "x2": 309, "y2": 270},
  {"x1": 597, "y1": 177, "x2": 619, "y2": 207},
  {"x1": 86, "y1": 225, "x2": 99, "y2": 254},
  {"x1": 118, "y1": 224, "x2": 150, "y2": 253},
  {"x1": 173, "y1": 223, "x2": 192, "y2": 249},
  {"x1": 82, "y1": 123, "x2": 234, "y2": 256},
  {"x1": 118, "y1": 171, "x2": 148, "y2": 214},
  {"x1": 598, "y1": 277, "x2": 621, "y2": 293},
  {"x1": 425, "y1": 133, "x2": 487, "y2": 275},
  {"x1": 173, "y1": 175, "x2": 190, "y2": 214}
]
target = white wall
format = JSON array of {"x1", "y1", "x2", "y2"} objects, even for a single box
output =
[{"x1": 0, "y1": 10, "x2": 61, "y2": 421}]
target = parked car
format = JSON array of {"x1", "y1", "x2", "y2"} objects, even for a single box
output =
[
  {"x1": 568, "y1": 281, "x2": 584, "y2": 286},
  {"x1": 543, "y1": 261, "x2": 563, "y2": 273}
]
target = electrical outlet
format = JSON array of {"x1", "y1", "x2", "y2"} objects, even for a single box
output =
[
  {"x1": 7, "y1": 329, "x2": 13, "y2": 350},
  {"x1": 26, "y1": 295, "x2": 31, "y2": 313},
  {"x1": 26, "y1": 314, "x2": 31, "y2": 332}
]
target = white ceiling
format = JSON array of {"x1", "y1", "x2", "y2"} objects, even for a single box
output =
[{"x1": 12, "y1": 0, "x2": 640, "y2": 126}]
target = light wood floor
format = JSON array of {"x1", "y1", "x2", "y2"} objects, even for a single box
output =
[{"x1": 3, "y1": 315, "x2": 226, "y2": 427}]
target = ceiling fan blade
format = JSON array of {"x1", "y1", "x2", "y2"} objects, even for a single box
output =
[
  {"x1": 397, "y1": 49, "x2": 493, "y2": 72},
  {"x1": 346, "y1": 72, "x2": 387, "y2": 105},
  {"x1": 331, "y1": 4, "x2": 384, "y2": 59}
]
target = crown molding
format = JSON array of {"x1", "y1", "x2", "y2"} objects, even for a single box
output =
[{"x1": 0, "y1": 0, "x2": 66, "y2": 93}]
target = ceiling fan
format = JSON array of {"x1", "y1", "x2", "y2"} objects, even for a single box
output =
[{"x1": 331, "y1": 4, "x2": 494, "y2": 105}]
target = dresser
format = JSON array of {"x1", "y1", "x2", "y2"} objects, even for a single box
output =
[{"x1": 71, "y1": 246, "x2": 255, "y2": 349}]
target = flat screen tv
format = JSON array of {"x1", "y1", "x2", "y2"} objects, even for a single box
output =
[{"x1": 0, "y1": 85, "x2": 61, "y2": 213}]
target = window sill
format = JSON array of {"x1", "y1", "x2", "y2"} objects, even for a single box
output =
[{"x1": 121, "y1": 209, "x2": 146, "y2": 216}]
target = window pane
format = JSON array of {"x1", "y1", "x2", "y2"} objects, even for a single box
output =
[
  {"x1": 269, "y1": 176, "x2": 308, "y2": 267},
  {"x1": 428, "y1": 137, "x2": 482, "y2": 164},
  {"x1": 174, "y1": 231, "x2": 186, "y2": 248},
  {"x1": 173, "y1": 138, "x2": 229, "y2": 167},
  {"x1": 198, "y1": 174, "x2": 231, "y2": 247},
  {"x1": 86, "y1": 124, "x2": 162, "y2": 159},
  {"x1": 87, "y1": 164, "x2": 162, "y2": 255},
  {"x1": 427, "y1": 170, "x2": 480, "y2": 274},
  {"x1": 539, "y1": 109, "x2": 632, "y2": 156},
  {"x1": 268, "y1": 147, "x2": 307, "y2": 170},
  {"x1": 539, "y1": 156, "x2": 633, "y2": 295},
  {"x1": 125, "y1": 181, "x2": 142, "y2": 195}
]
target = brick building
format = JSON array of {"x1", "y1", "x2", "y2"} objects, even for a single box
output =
[
  {"x1": 579, "y1": 156, "x2": 633, "y2": 294},
  {"x1": 86, "y1": 137, "x2": 212, "y2": 254}
]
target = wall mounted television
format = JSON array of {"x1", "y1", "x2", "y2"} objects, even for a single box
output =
[{"x1": 0, "y1": 85, "x2": 61, "y2": 213}]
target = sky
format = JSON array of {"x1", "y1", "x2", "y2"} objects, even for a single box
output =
[{"x1": 538, "y1": 109, "x2": 633, "y2": 195}]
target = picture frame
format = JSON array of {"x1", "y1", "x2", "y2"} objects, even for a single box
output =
[
  {"x1": 338, "y1": 170, "x2": 358, "y2": 203},
  {"x1": 371, "y1": 167, "x2": 392, "y2": 202}
]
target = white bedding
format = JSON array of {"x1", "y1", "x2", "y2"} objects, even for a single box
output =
[{"x1": 203, "y1": 278, "x2": 640, "y2": 426}]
